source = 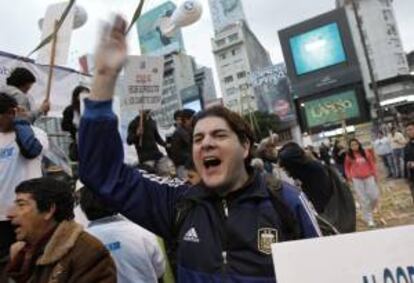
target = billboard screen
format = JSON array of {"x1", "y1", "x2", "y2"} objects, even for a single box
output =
[
  {"x1": 137, "y1": 2, "x2": 185, "y2": 56},
  {"x1": 278, "y1": 8, "x2": 362, "y2": 98},
  {"x1": 208, "y1": 0, "x2": 246, "y2": 33},
  {"x1": 251, "y1": 64, "x2": 296, "y2": 122},
  {"x1": 289, "y1": 23, "x2": 347, "y2": 76},
  {"x1": 303, "y1": 89, "x2": 360, "y2": 128},
  {"x1": 183, "y1": 99, "x2": 202, "y2": 112}
]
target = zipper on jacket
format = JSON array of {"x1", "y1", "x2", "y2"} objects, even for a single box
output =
[
  {"x1": 222, "y1": 199, "x2": 229, "y2": 218},
  {"x1": 220, "y1": 198, "x2": 230, "y2": 282},
  {"x1": 222, "y1": 251, "x2": 228, "y2": 265}
]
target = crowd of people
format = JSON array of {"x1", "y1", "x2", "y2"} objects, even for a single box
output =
[{"x1": 1, "y1": 15, "x2": 414, "y2": 283}]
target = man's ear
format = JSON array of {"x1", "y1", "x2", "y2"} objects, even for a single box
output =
[
  {"x1": 43, "y1": 204, "x2": 56, "y2": 221},
  {"x1": 242, "y1": 139, "x2": 251, "y2": 159}
]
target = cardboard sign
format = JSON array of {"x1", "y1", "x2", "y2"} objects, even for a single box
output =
[
  {"x1": 272, "y1": 225, "x2": 414, "y2": 283},
  {"x1": 123, "y1": 55, "x2": 164, "y2": 112}
]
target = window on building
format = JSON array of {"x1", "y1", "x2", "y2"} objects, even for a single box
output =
[
  {"x1": 219, "y1": 52, "x2": 227, "y2": 60},
  {"x1": 231, "y1": 48, "x2": 239, "y2": 56},
  {"x1": 228, "y1": 33, "x2": 239, "y2": 42},
  {"x1": 224, "y1": 76, "x2": 234, "y2": 84},
  {"x1": 216, "y1": 39, "x2": 226, "y2": 47},
  {"x1": 237, "y1": 71, "x2": 246, "y2": 79},
  {"x1": 226, "y1": 87, "x2": 236, "y2": 95}
]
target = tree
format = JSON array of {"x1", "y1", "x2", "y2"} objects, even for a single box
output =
[{"x1": 244, "y1": 111, "x2": 282, "y2": 142}]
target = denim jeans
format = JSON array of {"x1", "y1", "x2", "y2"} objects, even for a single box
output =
[
  {"x1": 380, "y1": 153, "x2": 396, "y2": 177},
  {"x1": 393, "y1": 148, "x2": 405, "y2": 178}
]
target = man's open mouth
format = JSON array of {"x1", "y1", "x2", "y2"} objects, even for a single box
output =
[{"x1": 203, "y1": 157, "x2": 222, "y2": 169}]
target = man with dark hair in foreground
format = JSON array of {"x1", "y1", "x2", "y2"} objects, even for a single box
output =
[
  {"x1": 6, "y1": 177, "x2": 116, "y2": 283},
  {"x1": 79, "y1": 16, "x2": 321, "y2": 283}
]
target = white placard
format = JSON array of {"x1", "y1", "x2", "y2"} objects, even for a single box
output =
[
  {"x1": 272, "y1": 225, "x2": 414, "y2": 283},
  {"x1": 123, "y1": 55, "x2": 164, "y2": 112}
]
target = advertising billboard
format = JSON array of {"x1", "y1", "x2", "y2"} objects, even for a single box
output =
[
  {"x1": 297, "y1": 85, "x2": 370, "y2": 132},
  {"x1": 208, "y1": 0, "x2": 246, "y2": 33},
  {"x1": 279, "y1": 8, "x2": 361, "y2": 98},
  {"x1": 183, "y1": 99, "x2": 202, "y2": 112},
  {"x1": 303, "y1": 89, "x2": 360, "y2": 128},
  {"x1": 137, "y1": 1, "x2": 185, "y2": 56},
  {"x1": 289, "y1": 23, "x2": 347, "y2": 76},
  {"x1": 250, "y1": 64, "x2": 296, "y2": 122}
]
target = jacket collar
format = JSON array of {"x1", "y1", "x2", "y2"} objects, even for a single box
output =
[
  {"x1": 188, "y1": 170, "x2": 269, "y2": 202},
  {"x1": 36, "y1": 220, "x2": 83, "y2": 266}
]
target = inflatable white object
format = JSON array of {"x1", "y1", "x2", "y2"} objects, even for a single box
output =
[
  {"x1": 160, "y1": 0, "x2": 203, "y2": 37},
  {"x1": 38, "y1": 5, "x2": 87, "y2": 30}
]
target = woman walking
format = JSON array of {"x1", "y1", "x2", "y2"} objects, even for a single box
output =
[
  {"x1": 345, "y1": 138, "x2": 380, "y2": 228},
  {"x1": 61, "y1": 85, "x2": 90, "y2": 161}
]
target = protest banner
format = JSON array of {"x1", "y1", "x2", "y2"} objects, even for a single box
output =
[
  {"x1": 123, "y1": 55, "x2": 164, "y2": 112},
  {"x1": 272, "y1": 225, "x2": 414, "y2": 283},
  {"x1": 0, "y1": 51, "x2": 90, "y2": 117}
]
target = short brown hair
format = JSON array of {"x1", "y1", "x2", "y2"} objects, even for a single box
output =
[{"x1": 192, "y1": 106, "x2": 254, "y2": 168}]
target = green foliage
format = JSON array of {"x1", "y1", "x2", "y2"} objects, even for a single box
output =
[{"x1": 244, "y1": 111, "x2": 281, "y2": 141}]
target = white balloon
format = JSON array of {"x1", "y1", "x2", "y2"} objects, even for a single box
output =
[
  {"x1": 37, "y1": 5, "x2": 87, "y2": 30},
  {"x1": 161, "y1": 0, "x2": 203, "y2": 37}
]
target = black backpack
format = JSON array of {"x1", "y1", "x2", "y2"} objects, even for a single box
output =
[
  {"x1": 319, "y1": 165, "x2": 356, "y2": 234},
  {"x1": 165, "y1": 175, "x2": 337, "y2": 278}
]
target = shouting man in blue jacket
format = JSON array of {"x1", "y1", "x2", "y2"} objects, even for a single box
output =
[{"x1": 79, "y1": 16, "x2": 321, "y2": 283}]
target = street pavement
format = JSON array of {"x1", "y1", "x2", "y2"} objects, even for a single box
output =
[{"x1": 356, "y1": 178, "x2": 414, "y2": 231}]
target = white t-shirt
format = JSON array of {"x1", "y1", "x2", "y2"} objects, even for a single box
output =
[
  {"x1": 389, "y1": 132, "x2": 407, "y2": 149},
  {"x1": 0, "y1": 127, "x2": 48, "y2": 220},
  {"x1": 87, "y1": 216, "x2": 165, "y2": 283}
]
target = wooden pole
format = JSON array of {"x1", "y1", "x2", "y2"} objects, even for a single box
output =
[
  {"x1": 45, "y1": 20, "x2": 59, "y2": 110},
  {"x1": 138, "y1": 109, "x2": 144, "y2": 147}
]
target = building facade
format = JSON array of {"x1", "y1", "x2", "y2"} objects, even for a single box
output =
[
  {"x1": 337, "y1": 0, "x2": 414, "y2": 106},
  {"x1": 194, "y1": 66, "x2": 217, "y2": 106},
  {"x1": 208, "y1": 0, "x2": 246, "y2": 33},
  {"x1": 211, "y1": 21, "x2": 272, "y2": 114},
  {"x1": 136, "y1": 2, "x2": 216, "y2": 128}
]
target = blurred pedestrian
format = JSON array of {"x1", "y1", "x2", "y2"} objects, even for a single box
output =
[
  {"x1": 169, "y1": 109, "x2": 194, "y2": 179},
  {"x1": 332, "y1": 139, "x2": 347, "y2": 178},
  {"x1": 373, "y1": 131, "x2": 395, "y2": 178},
  {"x1": 345, "y1": 138, "x2": 380, "y2": 228},
  {"x1": 256, "y1": 134, "x2": 279, "y2": 174},
  {"x1": 127, "y1": 110, "x2": 166, "y2": 168},
  {"x1": 389, "y1": 127, "x2": 407, "y2": 178},
  {"x1": 403, "y1": 121, "x2": 414, "y2": 202},
  {"x1": 1, "y1": 67, "x2": 49, "y2": 123},
  {"x1": 183, "y1": 159, "x2": 201, "y2": 185},
  {"x1": 279, "y1": 142, "x2": 356, "y2": 234},
  {"x1": 319, "y1": 142, "x2": 332, "y2": 165},
  {"x1": 279, "y1": 142, "x2": 333, "y2": 214},
  {"x1": 61, "y1": 86, "x2": 90, "y2": 161}
]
